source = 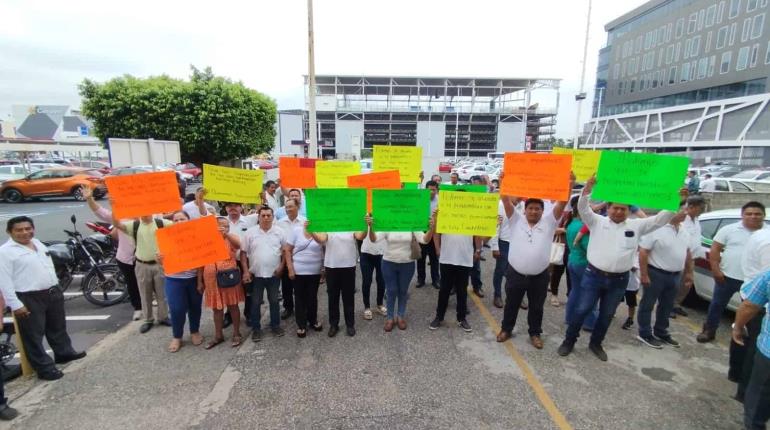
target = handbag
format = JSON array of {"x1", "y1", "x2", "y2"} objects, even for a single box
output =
[
  {"x1": 549, "y1": 239, "x2": 565, "y2": 266},
  {"x1": 410, "y1": 234, "x2": 422, "y2": 260},
  {"x1": 215, "y1": 260, "x2": 241, "y2": 288}
]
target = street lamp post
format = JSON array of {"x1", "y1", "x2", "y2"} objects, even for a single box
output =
[{"x1": 307, "y1": 0, "x2": 318, "y2": 159}]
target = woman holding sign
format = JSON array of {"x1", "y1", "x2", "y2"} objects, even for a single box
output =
[
  {"x1": 365, "y1": 215, "x2": 435, "y2": 331},
  {"x1": 284, "y1": 221, "x2": 325, "y2": 338}
]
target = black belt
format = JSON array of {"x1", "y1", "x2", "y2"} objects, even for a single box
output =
[
  {"x1": 17, "y1": 286, "x2": 60, "y2": 296},
  {"x1": 510, "y1": 267, "x2": 548, "y2": 278},
  {"x1": 587, "y1": 263, "x2": 627, "y2": 278},
  {"x1": 135, "y1": 258, "x2": 157, "y2": 265},
  {"x1": 649, "y1": 265, "x2": 680, "y2": 276}
]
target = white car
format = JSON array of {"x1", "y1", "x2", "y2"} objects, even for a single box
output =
[
  {"x1": 458, "y1": 164, "x2": 496, "y2": 182},
  {"x1": 360, "y1": 159, "x2": 373, "y2": 174},
  {"x1": 731, "y1": 169, "x2": 770, "y2": 182},
  {"x1": 710, "y1": 178, "x2": 759, "y2": 192},
  {"x1": 692, "y1": 209, "x2": 770, "y2": 311},
  {"x1": 0, "y1": 165, "x2": 29, "y2": 183}
]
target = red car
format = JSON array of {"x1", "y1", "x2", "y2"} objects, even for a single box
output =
[
  {"x1": 255, "y1": 160, "x2": 275, "y2": 170},
  {"x1": 439, "y1": 162, "x2": 453, "y2": 173},
  {"x1": 175, "y1": 163, "x2": 202, "y2": 178}
]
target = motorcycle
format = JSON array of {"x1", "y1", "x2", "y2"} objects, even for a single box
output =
[
  {"x1": 84, "y1": 220, "x2": 116, "y2": 262},
  {"x1": 43, "y1": 215, "x2": 128, "y2": 307}
]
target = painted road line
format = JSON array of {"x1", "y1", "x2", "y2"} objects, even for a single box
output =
[
  {"x1": 469, "y1": 290, "x2": 573, "y2": 430},
  {"x1": 4, "y1": 315, "x2": 110, "y2": 323}
]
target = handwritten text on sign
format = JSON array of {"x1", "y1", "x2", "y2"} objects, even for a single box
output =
[
  {"x1": 373, "y1": 145, "x2": 422, "y2": 183},
  {"x1": 501, "y1": 153, "x2": 572, "y2": 201},
  {"x1": 371, "y1": 189, "x2": 430, "y2": 232},
  {"x1": 203, "y1": 164, "x2": 264, "y2": 203},
  {"x1": 305, "y1": 188, "x2": 367, "y2": 232},
  {"x1": 155, "y1": 216, "x2": 230, "y2": 274},
  {"x1": 315, "y1": 161, "x2": 361, "y2": 188},
  {"x1": 552, "y1": 147, "x2": 601, "y2": 182},
  {"x1": 104, "y1": 171, "x2": 182, "y2": 219},
  {"x1": 279, "y1": 157, "x2": 316, "y2": 189},
  {"x1": 436, "y1": 191, "x2": 498, "y2": 237}
]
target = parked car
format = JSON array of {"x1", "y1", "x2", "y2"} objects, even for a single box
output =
[
  {"x1": 731, "y1": 169, "x2": 770, "y2": 182},
  {"x1": 1, "y1": 168, "x2": 107, "y2": 203},
  {"x1": 132, "y1": 165, "x2": 193, "y2": 182},
  {"x1": 0, "y1": 160, "x2": 20, "y2": 166},
  {"x1": 438, "y1": 161, "x2": 453, "y2": 173},
  {"x1": 710, "y1": 178, "x2": 758, "y2": 192},
  {"x1": 175, "y1": 162, "x2": 202, "y2": 179},
  {"x1": 254, "y1": 160, "x2": 275, "y2": 170},
  {"x1": 0, "y1": 165, "x2": 29, "y2": 183},
  {"x1": 458, "y1": 164, "x2": 496, "y2": 182},
  {"x1": 742, "y1": 180, "x2": 770, "y2": 192},
  {"x1": 69, "y1": 160, "x2": 111, "y2": 174},
  {"x1": 693, "y1": 209, "x2": 770, "y2": 311}
]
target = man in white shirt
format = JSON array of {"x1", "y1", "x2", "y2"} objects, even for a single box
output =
[
  {"x1": 496, "y1": 196, "x2": 566, "y2": 349},
  {"x1": 275, "y1": 198, "x2": 306, "y2": 320},
  {"x1": 240, "y1": 206, "x2": 287, "y2": 341},
  {"x1": 275, "y1": 188, "x2": 307, "y2": 220},
  {"x1": 743, "y1": 228, "x2": 770, "y2": 283},
  {"x1": 699, "y1": 201, "x2": 766, "y2": 343},
  {"x1": 221, "y1": 202, "x2": 258, "y2": 326},
  {"x1": 636, "y1": 211, "x2": 694, "y2": 349},
  {"x1": 416, "y1": 180, "x2": 441, "y2": 289},
  {"x1": 262, "y1": 180, "x2": 281, "y2": 212},
  {"x1": 700, "y1": 174, "x2": 716, "y2": 192},
  {"x1": 490, "y1": 200, "x2": 513, "y2": 309},
  {"x1": 557, "y1": 175, "x2": 676, "y2": 361},
  {"x1": 0, "y1": 216, "x2": 85, "y2": 381},
  {"x1": 672, "y1": 195, "x2": 707, "y2": 317},
  {"x1": 182, "y1": 187, "x2": 216, "y2": 219}
]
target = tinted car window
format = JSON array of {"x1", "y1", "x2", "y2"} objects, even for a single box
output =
[
  {"x1": 699, "y1": 219, "x2": 722, "y2": 241},
  {"x1": 28, "y1": 171, "x2": 54, "y2": 179},
  {"x1": 758, "y1": 172, "x2": 770, "y2": 180},
  {"x1": 0, "y1": 166, "x2": 10, "y2": 174},
  {"x1": 714, "y1": 180, "x2": 728, "y2": 191},
  {"x1": 731, "y1": 181, "x2": 752, "y2": 192}
]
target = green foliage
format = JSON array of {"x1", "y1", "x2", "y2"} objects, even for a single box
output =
[{"x1": 79, "y1": 66, "x2": 277, "y2": 163}]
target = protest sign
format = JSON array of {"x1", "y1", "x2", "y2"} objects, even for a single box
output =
[
  {"x1": 552, "y1": 147, "x2": 602, "y2": 182},
  {"x1": 592, "y1": 151, "x2": 689, "y2": 210},
  {"x1": 436, "y1": 191, "x2": 498, "y2": 237},
  {"x1": 439, "y1": 184, "x2": 488, "y2": 193},
  {"x1": 105, "y1": 171, "x2": 182, "y2": 219},
  {"x1": 373, "y1": 145, "x2": 422, "y2": 183},
  {"x1": 203, "y1": 164, "x2": 263, "y2": 203},
  {"x1": 501, "y1": 153, "x2": 572, "y2": 201},
  {"x1": 155, "y1": 216, "x2": 230, "y2": 275},
  {"x1": 305, "y1": 188, "x2": 367, "y2": 232},
  {"x1": 371, "y1": 189, "x2": 430, "y2": 232},
  {"x1": 402, "y1": 182, "x2": 419, "y2": 190},
  {"x1": 315, "y1": 161, "x2": 361, "y2": 188},
  {"x1": 279, "y1": 157, "x2": 316, "y2": 189},
  {"x1": 347, "y1": 170, "x2": 401, "y2": 212}
]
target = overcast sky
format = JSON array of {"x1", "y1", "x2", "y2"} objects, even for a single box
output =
[{"x1": 0, "y1": 0, "x2": 647, "y2": 139}]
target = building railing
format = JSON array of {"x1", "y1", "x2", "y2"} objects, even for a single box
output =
[{"x1": 331, "y1": 102, "x2": 556, "y2": 116}]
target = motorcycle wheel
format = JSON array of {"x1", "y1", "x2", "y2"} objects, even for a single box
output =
[{"x1": 82, "y1": 263, "x2": 128, "y2": 307}]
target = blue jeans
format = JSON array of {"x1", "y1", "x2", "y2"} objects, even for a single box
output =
[
  {"x1": 705, "y1": 276, "x2": 743, "y2": 331},
  {"x1": 565, "y1": 267, "x2": 629, "y2": 346},
  {"x1": 250, "y1": 276, "x2": 281, "y2": 330},
  {"x1": 745, "y1": 351, "x2": 770, "y2": 430},
  {"x1": 164, "y1": 276, "x2": 202, "y2": 339},
  {"x1": 492, "y1": 240, "x2": 510, "y2": 298},
  {"x1": 565, "y1": 263, "x2": 597, "y2": 330},
  {"x1": 470, "y1": 258, "x2": 482, "y2": 289},
  {"x1": 360, "y1": 252, "x2": 385, "y2": 308},
  {"x1": 637, "y1": 267, "x2": 681, "y2": 338},
  {"x1": 382, "y1": 260, "x2": 415, "y2": 319}
]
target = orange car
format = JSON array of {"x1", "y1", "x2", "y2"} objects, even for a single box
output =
[{"x1": 0, "y1": 167, "x2": 107, "y2": 203}]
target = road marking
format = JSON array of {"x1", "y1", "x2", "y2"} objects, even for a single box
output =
[
  {"x1": 3, "y1": 315, "x2": 110, "y2": 323},
  {"x1": 469, "y1": 291, "x2": 573, "y2": 430}
]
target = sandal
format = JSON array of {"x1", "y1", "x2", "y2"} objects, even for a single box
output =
[
  {"x1": 190, "y1": 333, "x2": 203, "y2": 346},
  {"x1": 168, "y1": 339, "x2": 183, "y2": 353},
  {"x1": 297, "y1": 328, "x2": 307, "y2": 338},
  {"x1": 205, "y1": 337, "x2": 225, "y2": 350},
  {"x1": 231, "y1": 335, "x2": 243, "y2": 348}
]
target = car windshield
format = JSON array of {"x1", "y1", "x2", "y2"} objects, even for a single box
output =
[
  {"x1": 84, "y1": 169, "x2": 104, "y2": 177},
  {"x1": 733, "y1": 171, "x2": 765, "y2": 179}
]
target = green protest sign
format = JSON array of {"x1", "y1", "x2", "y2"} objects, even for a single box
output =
[
  {"x1": 305, "y1": 188, "x2": 367, "y2": 232},
  {"x1": 592, "y1": 151, "x2": 689, "y2": 210},
  {"x1": 402, "y1": 182, "x2": 419, "y2": 190},
  {"x1": 439, "y1": 184, "x2": 488, "y2": 193},
  {"x1": 371, "y1": 189, "x2": 430, "y2": 232}
]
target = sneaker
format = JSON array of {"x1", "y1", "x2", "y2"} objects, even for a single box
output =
[
  {"x1": 457, "y1": 320, "x2": 472, "y2": 332},
  {"x1": 621, "y1": 318, "x2": 634, "y2": 330},
  {"x1": 0, "y1": 404, "x2": 18, "y2": 421},
  {"x1": 557, "y1": 341, "x2": 574, "y2": 357},
  {"x1": 363, "y1": 309, "x2": 373, "y2": 320},
  {"x1": 637, "y1": 335, "x2": 663, "y2": 349},
  {"x1": 376, "y1": 305, "x2": 387, "y2": 316},
  {"x1": 132, "y1": 310, "x2": 142, "y2": 321},
  {"x1": 588, "y1": 343, "x2": 608, "y2": 361},
  {"x1": 429, "y1": 318, "x2": 442, "y2": 330},
  {"x1": 251, "y1": 330, "x2": 263, "y2": 342},
  {"x1": 271, "y1": 327, "x2": 285, "y2": 337},
  {"x1": 655, "y1": 334, "x2": 681, "y2": 348},
  {"x1": 550, "y1": 296, "x2": 561, "y2": 307}
]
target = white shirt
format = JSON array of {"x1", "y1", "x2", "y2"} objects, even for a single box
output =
[
  {"x1": 324, "y1": 233, "x2": 358, "y2": 268},
  {"x1": 742, "y1": 227, "x2": 770, "y2": 282},
  {"x1": 276, "y1": 215, "x2": 306, "y2": 239},
  {"x1": 506, "y1": 207, "x2": 559, "y2": 275},
  {"x1": 713, "y1": 222, "x2": 757, "y2": 280},
  {"x1": 287, "y1": 226, "x2": 324, "y2": 275},
  {"x1": 242, "y1": 225, "x2": 286, "y2": 278},
  {"x1": 430, "y1": 195, "x2": 440, "y2": 215},
  {"x1": 265, "y1": 192, "x2": 280, "y2": 212},
  {"x1": 0, "y1": 238, "x2": 61, "y2": 310},
  {"x1": 182, "y1": 200, "x2": 215, "y2": 219},
  {"x1": 683, "y1": 214, "x2": 706, "y2": 259},
  {"x1": 700, "y1": 178, "x2": 716, "y2": 192},
  {"x1": 579, "y1": 192, "x2": 674, "y2": 273},
  {"x1": 439, "y1": 234, "x2": 474, "y2": 268},
  {"x1": 639, "y1": 224, "x2": 691, "y2": 272},
  {"x1": 361, "y1": 235, "x2": 386, "y2": 256},
  {"x1": 381, "y1": 232, "x2": 428, "y2": 263},
  {"x1": 228, "y1": 213, "x2": 258, "y2": 259}
]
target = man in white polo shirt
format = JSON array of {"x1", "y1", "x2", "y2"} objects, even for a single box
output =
[
  {"x1": 636, "y1": 211, "x2": 694, "y2": 349},
  {"x1": 496, "y1": 196, "x2": 566, "y2": 349},
  {"x1": 182, "y1": 187, "x2": 216, "y2": 219},
  {"x1": 275, "y1": 198, "x2": 306, "y2": 320},
  {"x1": 671, "y1": 195, "x2": 707, "y2": 317},
  {"x1": 698, "y1": 201, "x2": 766, "y2": 343}
]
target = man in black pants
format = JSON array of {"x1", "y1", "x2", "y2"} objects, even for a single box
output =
[
  {"x1": 0, "y1": 217, "x2": 86, "y2": 381},
  {"x1": 496, "y1": 196, "x2": 566, "y2": 349},
  {"x1": 417, "y1": 181, "x2": 440, "y2": 289}
]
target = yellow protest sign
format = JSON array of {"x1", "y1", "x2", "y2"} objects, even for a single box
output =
[
  {"x1": 373, "y1": 145, "x2": 422, "y2": 183},
  {"x1": 203, "y1": 164, "x2": 264, "y2": 203},
  {"x1": 315, "y1": 161, "x2": 361, "y2": 188},
  {"x1": 552, "y1": 147, "x2": 602, "y2": 182},
  {"x1": 436, "y1": 191, "x2": 498, "y2": 237}
]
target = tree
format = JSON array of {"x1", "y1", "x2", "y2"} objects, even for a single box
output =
[{"x1": 79, "y1": 66, "x2": 277, "y2": 164}]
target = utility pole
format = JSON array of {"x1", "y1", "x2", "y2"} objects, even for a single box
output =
[
  {"x1": 307, "y1": 0, "x2": 318, "y2": 158},
  {"x1": 574, "y1": 0, "x2": 592, "y2": 149}
]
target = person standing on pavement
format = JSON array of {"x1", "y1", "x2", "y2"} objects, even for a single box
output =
[
  {"x1": 275, "y1": 198, "x2": 306, "y2": 321},
  {"x1": 496, "y1": 195, "x2": 566, "y2": 349},
  {"x1": 82, "y1": 187, "x2": 142, "y2": 321},
  {"x1": 0, "y1": 216, "x2": 86, "y2": 381},
  {"x1": 468, "y1": 176, "x2": 487, "y2": 298},
  {"x1": 359, "y1": 224, "x2": 387, "y2": 320},
  {"x1": 636, "y1": 210, "x2": 694, "y2": 349},
  {"x1": 671, "y1": 196, "x2": 707, "y2": 318},
  {"x1": 686, "y1": 171, "x2": 700, "y2": 195},
  {"x1": 0, "y1": 290, "x2": 18, "y2": 421},
  {"x1": 490, "y1": 199, "x2": 512, "y2": 309},
  {"x1": 698, "y1": 201, "x2": 767, "y2": 343},
  {"x1": 416, "y1": 180, "x2": 441, "y2": 289},
  {"x1": 557, "y1": 175, "x2": 677, "y2": 362},
  {"x1": 182, "y1": 187, "x2": 216, "y2": 219},
  {"x1": 564, "y1": 196, "x2": 597, "y2": 330},
  {"x1": 241, "y1": 206, "x2": 287, "y2": 342},
  {"x1": 700, "y1": 174, "x2": 716, "y2": 192},
  {"x1": 222, "y1": 202, "x2": 258, "y2": 327},
  {"x1": 285, "y1": 221, "x2": 325, "y2": 338}
]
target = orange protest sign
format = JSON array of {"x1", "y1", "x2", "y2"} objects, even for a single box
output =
[
  {"x1": 279, "y1": 157, "x2": 317, "y2": 189},
  {"x1": 500, "y1": 152, "x2": 573, "y2": 201},
  {"x1": 104, "y1": 171, "x2": 182, "y2": 219},
  {"x1": 155, "y1": 216, "x2": 230, "y2": 275},
  {"x1": 347, "y1": 170, "x2": 402, "y2": 212}
]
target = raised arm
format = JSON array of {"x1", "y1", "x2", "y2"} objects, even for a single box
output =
[
  {"x1": 577, "y1": 175, "x2": 601, "y2": 229},
  {"x1": 306, "y1": 221, "x2": 328, "y2": 244},
  {"x1": 365, "y1": 215, "x2": 377, "y2": 242}
]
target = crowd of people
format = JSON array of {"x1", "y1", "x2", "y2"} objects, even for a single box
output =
[{"x1": 0, "y1": 168, "x2": 768, "y2": 428}]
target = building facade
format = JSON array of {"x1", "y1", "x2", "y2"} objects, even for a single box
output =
[{"x1": 585, "y1": 0, "x2": 770, "y2": 165}]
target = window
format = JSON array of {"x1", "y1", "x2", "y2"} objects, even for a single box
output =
[
  {"x1": 681, "y1": 62, "x2": 691, "y2": 81},
  {"x1": 707, "y1": 4, "x2": 718, "y2": 26},
  {"x1": 635, "y1": 35, "x2": 643, "y2": 53},
  {"x1": 698, "y1": 9, "x2": 706, "y2": 31},
  {"x1": 714, "y1": 180, "x2": 729, "y2": 192},
  {"x1": 737, "y1": 45, "x2": 750, "y2": 69},
  {"x1": 688, "y1": 13, "x2": 698, "y2": 34},
  {"x1": 732, "y1": 181, "x2": 752, "y2": 192},
  {"x1": 658, "y1": 26, "x2": 666, "y2": 46},
  {"x1": 730, "y1": 0, "x2": 742, "y2": 18},
  {"x1": 690, "y1": 60, "x2": 698, "y2": 80},
  {"x1": 699, "y1": 219, "x2": 722, "y2": 241},
  {"x1": 640, "y1": 77, "x2": 647, "y2": 91},
  {"x1": 658, "y1": 49, "x2": 664, "y2": 67},
  {"x1": 691, "y1": 35, "x2": 701, "y2": 57},
  {"x1": 718, "y1": 1, "x2": 726, "y2": 23},
  {"x1": 730, "y1": 22, "x2": 738, "y2": 45},
  {"x1": 698, "y1": 58, "x2": 709, "y2": 78},
  {"x1": 684, "y1": 38, "x2": 692, "y2": 59},
  {"x1": 742, "y1": 17, "x2": 753, "y2": 41},
  {"x1": 751, "y1": 13, "x2": 765, "y2": 39},
  {"x1": 0, "y1": 166, "x2": 11, "y2": 174},
  {"x1": 706, "y1": 31, "x2": 713, "y2": 52},
  {"x1": 747, "y1": 0, "x2": 759, "y2": 12},
  {"x1": 708, "y1": 55, "x2": 717, "y2": 76},
  {"x1": 676, "y1": 18, "x2": 685, "y2": 38},
  {"x1": 28, "y1": 171, "x2": 54, "y2": 180},
  {"x1": 667, "y1": 23, "x2": 673, "y2": 42},
  {"x1": 721, "y1": 50, "x2": 733, "y2": 73},
  {"x1": 766, "y1": 41, "x2": 770, "y2": 64},
  {"x1": 630, "y1": 79, "x2": 636, "y2": 92},
  {"x1": 675, "y1": 42, "x2": 681, "y2": 61},
  {"x1": 613, "y1": 64, "x2": 620, "y2": 79},
  {"x1": 757, "y1": 173, "x2": 770, "y2": 180},
  {"x1": 669, "y1": 66, "x2": 677, "y2": 84},
  {"x1": 666, "y1": 44, "x2": 674, "y2": 64},
  {"x1": 652, "y1": 71, "x2": 659, "y2": 88},
  {"x1": 761, "y1": 0, "x2": 768, "y2": 7},
  {"x1": 750, "y1": 43, "x2": 760, "y2": 66},
  {"x1": 717, "y1": 25, "x2": 729, "y2": 48}
]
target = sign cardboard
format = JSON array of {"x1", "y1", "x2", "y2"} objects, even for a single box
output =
[
  {"x1": 552, "y1": 147, "x2": 602, "y2": 182},
  {"x1": 501, "y1": 152, "x2": 572, "y2": 201},
  {"x1": 315, "y1": 161, "x2": 361, "y2": 188},
  {"x1": 439, "y1": 184, "x2": 488, "y2": 193},
  {"x1": 305, "y1": 188, "x2": 367, "y2": 232},
  {"x1": 203, "y1": 163, "x2": 263, "y2": 203},
  {"x1": 371, "y1": 189, "x2": 430, "y2": 232},
  {"x1": 373, "y1": 145, "x2": 422, "y2": 183},
  {"x1": 155, "y1": 216, "x2": 230, "y2": 274},
  {"x1": 279, "y1": 157, "x2": 317, "y2": 189},
  {"x1": 104, "y1": 170, "x2": 182, "y2": 219},
  {"x1": 436, "y1": 191, "x2": 498, "y2": 237},
  {"x1": 347, "y1": 170, "x2": 402, "y2": 212}
]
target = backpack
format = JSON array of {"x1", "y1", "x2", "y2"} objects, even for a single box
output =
[{"x1": 131, "y1": 218, "x2": 165, "y2": 243}]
